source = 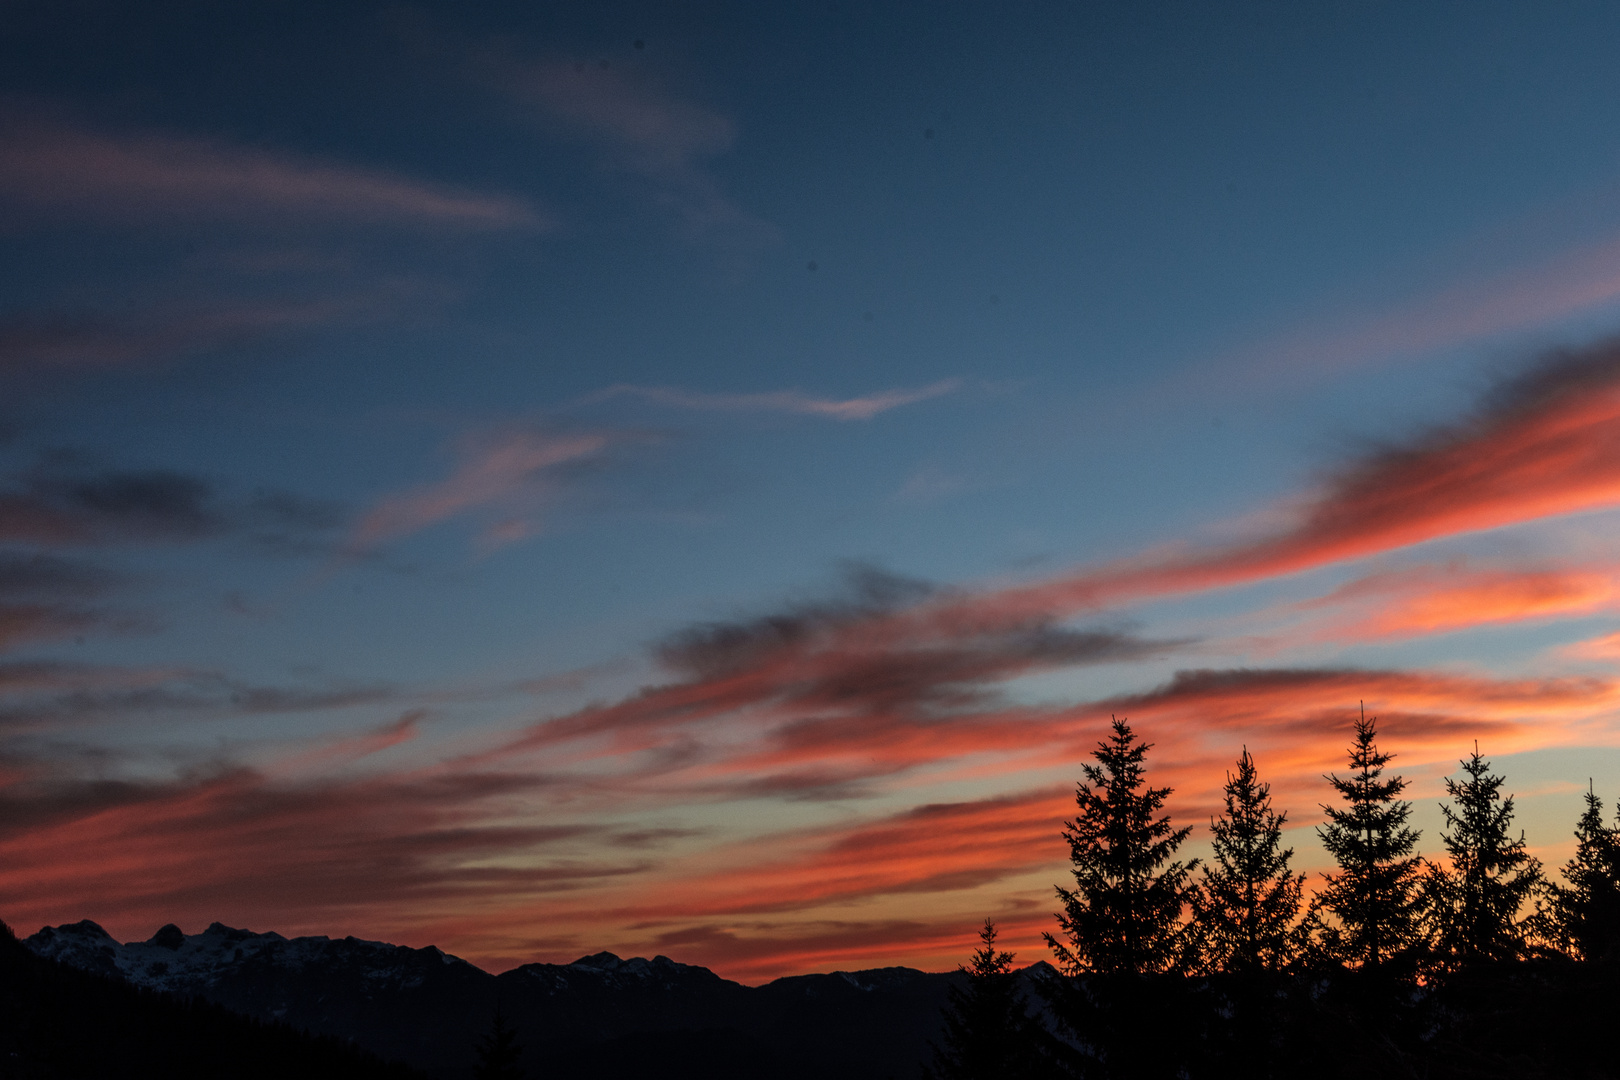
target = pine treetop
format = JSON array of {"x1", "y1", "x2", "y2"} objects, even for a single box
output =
[
  {"x1": 966, "y1": 918, "x2": 1016, "y2": 980},
  {"x1": 1046, "y1": 717, "x2": 1197, "y2": 977},
  {"x1": 1194, "y1": 747, "x2": 1305, "y2": 972},
  {"x1": 1563, "y1": 783, "x2": 1618, "y2": 893},
  {"x1": 932, "y1": 920, "x2": 1050, "y2": 1080},
  {"x1": 1548, "y1": 781, "x2": 1620, "y2": 962},
  {"x1": 1313, "y1": 709, "x2": 1425, "y2": 969},
  {"x1": 1318, "y1": 712, "x2": 1420, "y2": 870},
  {"x1": 1425, "y1": 744, "x2": 1541, "y2": 967}
]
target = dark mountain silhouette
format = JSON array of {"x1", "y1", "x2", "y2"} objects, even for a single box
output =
[
  {"x1": 26, "y1": 918, "x2": 1046, "y2": 1078},
  {"x1": 0, "y1": 919, "x2": 419, "y2": 1079}
]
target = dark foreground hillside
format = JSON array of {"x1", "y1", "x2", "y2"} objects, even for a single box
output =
[
  {"x1": 1024, "y1": 962, "x2": 1620, "y2": 1079},
  {"x1": 0, "y1": 920, "x2": 419, "y2": 1080}
]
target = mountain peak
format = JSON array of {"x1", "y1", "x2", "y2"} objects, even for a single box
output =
[
  {"x1": 569, "y1": 951, "x2": 625, "y2": 969},
  {"x1": 148, "y1": 923, "x2": 185, "y2": 950},
  {"x1": 49, "y1": 919, "x2": 115, "y2": 942}
]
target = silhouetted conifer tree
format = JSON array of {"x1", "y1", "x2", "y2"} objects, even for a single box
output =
[
  {"x1": 473, "y1": 1005, "x2": 523, "y2": 1080},
  {"x1": 1422, "y1": 744, "x2": 1542, "y2": 968},
  {"x1": 1045, "y1": 717, "x2": 1198, "y2": 977},
  {"x1": 1039, "y1": 718, "x2": 1200, "y2": 1080},
  {"x1": 1545, "y1": 781, "x2": 1620, "y2": 962},
  {"x1": 1191, "y1": 747, "x2": 1306, "y2": 973},
  {"x1": 1313, "y1": 709, "x2": 1425, "y2": 969},
  {"x1": 930, "y1": 920, "x2": 1051, "y2": 1080}
]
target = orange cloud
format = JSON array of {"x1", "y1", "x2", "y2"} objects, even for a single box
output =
[
  {"x1": 482, "y1": 553, "x2": 1613, "y2": 801},
  {"x1": 923, "y1": 340, "x2": 1620, "y2": 626},
  {"x1": 6, "y1": 655, "x2": 1613, "y2": 980},
  {"x1": 1297, "y1": 563, "x2": 1620, "y2": 641},
  {"x1": 1563, "y1": 629, "x2": 1620, "y2": 661},
  {"x1": 0, "y1": 764, "x2": 639, "y2": 953},
  {"x1": 439, "y1": 657, "x2": 1616, "y2": 977}
]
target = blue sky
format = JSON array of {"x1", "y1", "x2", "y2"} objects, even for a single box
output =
[{"x1": 8, "y1": 1, "x2": 1620, "y2": 980}]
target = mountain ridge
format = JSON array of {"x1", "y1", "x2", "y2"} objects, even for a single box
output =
[{"x1": 25, "y1": 918, "x2": 1021, "y2": 1078}]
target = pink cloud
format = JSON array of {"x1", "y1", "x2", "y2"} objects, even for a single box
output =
[
  {"x1": 350, "y1": 430, "x2": 609, "y2": 550},
  {"x1": 1562, "y1": 629, "x2": 1620, "y2": 661},
  {"x1": 588, "y1": 380, "x2": 961, "y2": 420},
  {"x1": 1294, "y1": 562, "x2": 1620, "y2": 642},
  {"x1": 1217, "y1": 220, "x2": 1620, "y2": 388},
  {"x1": 0, "y1": 117, "x2": 541, "y2": 229},
  {"x1": 911, "y1": 338, "x2": 1620, "y2": 629},
  {"x1": 494, "y1": 58, "x2": 777, "y2": 249}
]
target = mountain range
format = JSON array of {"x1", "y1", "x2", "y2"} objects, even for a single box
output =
[{"x1": 24, "y1": 919, "x2": 1019, "y2": 1078}]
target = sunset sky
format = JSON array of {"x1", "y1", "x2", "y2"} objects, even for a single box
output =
[{"x1": 10, "y1": 1, "x2": 1620, "y2": 982}]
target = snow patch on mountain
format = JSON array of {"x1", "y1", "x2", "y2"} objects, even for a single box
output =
[{"x1": 24, "y1": 919, "x2": 479, "y2": 995}]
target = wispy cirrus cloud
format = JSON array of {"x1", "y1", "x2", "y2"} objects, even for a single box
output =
[
  {"x1": 1219, "y1": 210, "x2": 1620, "y2": 388},
  {"x1": 0, "y1": 669, "x2": 393, "y2": 733},
  {"x1": 0, "y1": 764, "x2": 623, "y2": 945},
  {"x1": 486, "y1": 566, "x2": 1176, "y2": 774},
  {"x1": 350, "y1": 429, "x2": 610, "y2": 551},
  {"x1": 0, "y1": 605, "x2": 98, "y2": 651},
  {"x1": 491, "y1": 56, "x2": 777, "y2": 251},
  {"x1": 1290, "y1": 562, "x2": 1620, "y2": 642},
  {"x1": 269, "y1": 711, "x2": 428, "y2": 776},
  {"x1": 934, "y1": 337, "x2": 1620, "y2": 626},
  {"x1": 0, "y1": 115, "x2": 542, "y2": 230},
  {"x1": 1565, "y1": 629, "x2": 1620, "y2": 661},
  {"x1": 473, "y1": 560, "x2": 1609, "y2": 812},
  {"x1": 588, "y1": 379, "x2": 961, "y2": 421},
  {"x1": 0, "y1": 282, "x2": 454, "y2": 372}
]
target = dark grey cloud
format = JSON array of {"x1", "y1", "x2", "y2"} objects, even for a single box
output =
[
  {"x1": 1480, "y1": 338, "x2": 1620, "y2": 417},
  {"x1": 504, "y1": 565, "x2": 1186, "y2": 787},
  {"x1": 0, "y1": 459, "x2": 216, "y2": 544},
  {"x1": 0, "y1": 670, "x2": 393, "y2": 732},
  {"x1": 0, "y1": 554, "x2": 129, "y2": 652},
  {"x1": 0, "y1": 604, "x2": 97, "y2": 650},
  {"x1": 0, "y1": 307, "x2": 298, "y2": 371},
  {"x1": 656, "y1": 564, "x2": 936, "y2": 679},
  {"x1": 654, "y1": 564, "x2": 1175, "y2": 717},
  {"x1": 0, "y1": 552, "x2": 123, "y2": 599},
  {"x1": 0, "y1": 455, "x2": 346, "y2": 551}
]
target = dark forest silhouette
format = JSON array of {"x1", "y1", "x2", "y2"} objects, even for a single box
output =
[{"x1": 933, "y1": 712, "x2": 1620, "y2": 1078}]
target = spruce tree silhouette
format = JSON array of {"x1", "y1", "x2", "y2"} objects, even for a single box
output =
[
  {"x1": 929, "y1": 920, "x2": 1052, "y2": 1080},
  {"x1": 1042, "y1": 717, "x2": 1198, "y2": 1080},
  {"x1": 1422, "y1": 743, "x2": 1542, "y2": 968},
  {"x1": 1546, "y1": 781, "x2": 1620, "y2": 962},
  {"x1": 1191, "y1": 747, "x2": 1305, "y2": 974},
  {"x1": 1313, "y1": 708, "x2": 1424, "y2": 970},
  {"x1": 1045, "y1": 717, "x2": 1198, "y2": 978},
  {"x1": 473, "y1": 1004, "x2": 524, "y2": 1080}
]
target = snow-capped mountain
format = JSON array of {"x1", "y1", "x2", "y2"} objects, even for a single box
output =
[
  {"x1": 25, "y1": 919, "x2": 971, "y2": 1078},
  {"x1": 26, "y1": 919, "x2": 473, "y2": 999}
]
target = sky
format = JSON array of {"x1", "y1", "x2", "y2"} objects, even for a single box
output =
[{"x1": 9, "y1": 0, "x2": 1620, "y2": 982}]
